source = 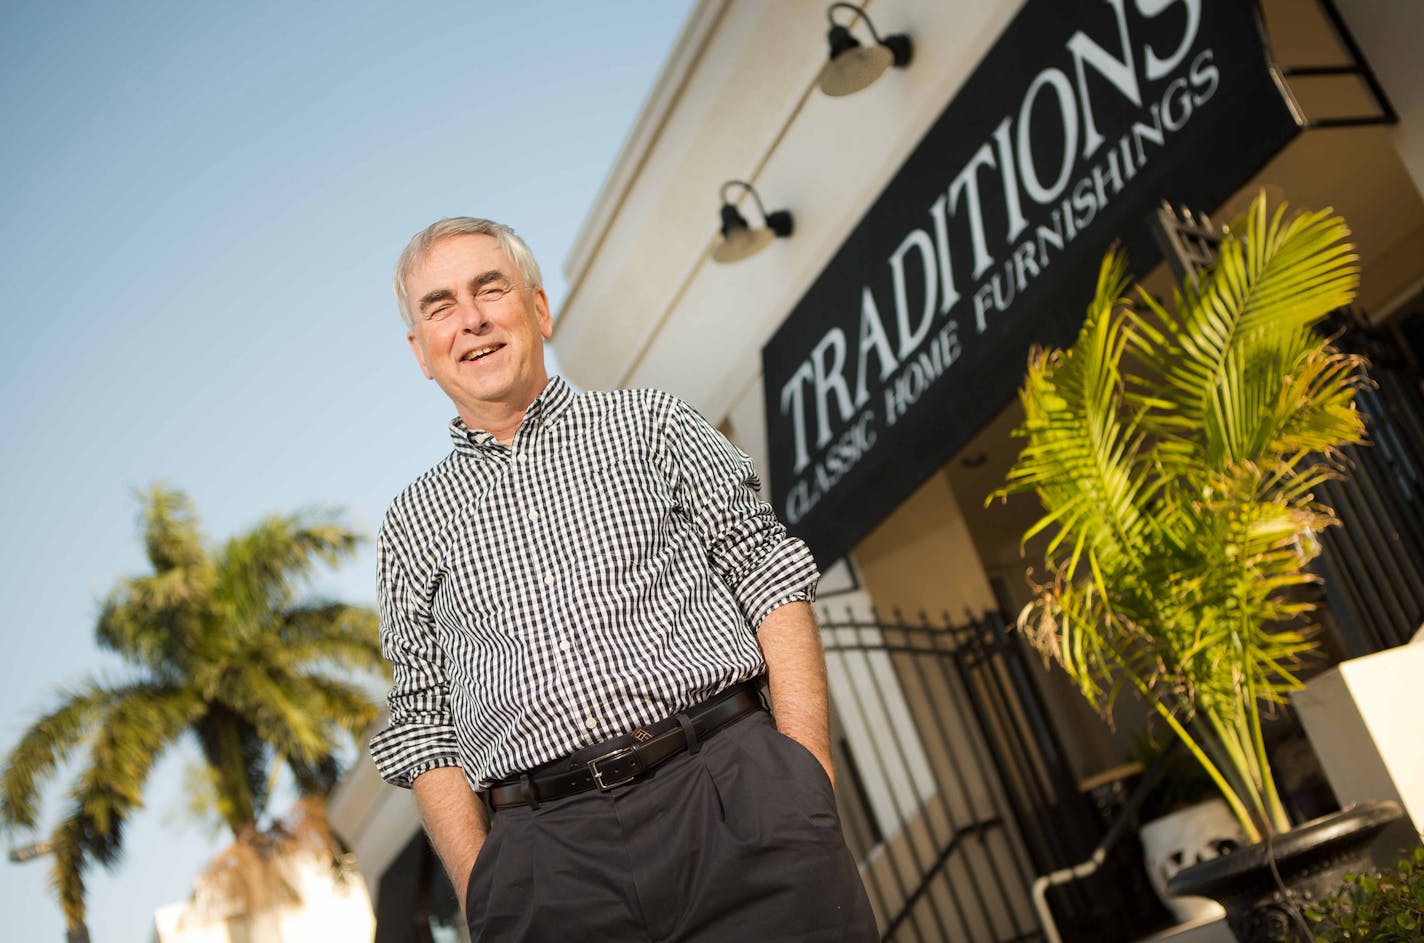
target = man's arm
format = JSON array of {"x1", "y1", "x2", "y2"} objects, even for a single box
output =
[
  {"x1": 757, "y1": 600, "x2": 835, "y2": 789},
  {"x1": 653, "y1": 395, "x2": 830, "y2": 781},
  {"x1": 412, "y1": 767, "x2": 490, "y2": 915},
  {"x1": 370, "y1": 516, "x2": 486, "y2": 909}
]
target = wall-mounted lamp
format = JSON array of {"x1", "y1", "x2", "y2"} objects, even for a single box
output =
[
  {"x1": 817, "y1": 3, "x2": 913, "y2": 97},
  {"x1": 712, "y1": 180, "x2": 794, "y2": 264}
]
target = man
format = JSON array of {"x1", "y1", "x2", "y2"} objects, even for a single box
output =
[{"x1": 369, "y1": 217, "x2": 877, "y2": 942}]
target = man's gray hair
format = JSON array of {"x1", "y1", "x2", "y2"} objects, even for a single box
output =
[{"x1": 394, "y1": 218, "x2": 544, "y2": 329}]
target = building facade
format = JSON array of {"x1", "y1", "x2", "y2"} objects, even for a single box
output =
[{"x1": 332, "y1": 2, "x2": 1424, "y2": 940}]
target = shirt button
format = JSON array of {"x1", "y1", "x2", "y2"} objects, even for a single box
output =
[
  {"x1": 558, "y1": 640, "x2": 570, "y2": 652},
  {"x1": 544, "y1": 572, "x2": 556, "y2": 586},
  {"x1": 585, "y1": 717, "x2": 599, "y2": 730},
  {"x1": 528, "y1": 508, "x2": 540, "y2": 522}
]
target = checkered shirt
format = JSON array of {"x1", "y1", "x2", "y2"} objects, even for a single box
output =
[{"x1": 368, "y1": 376, "x2": 819, "y2": 790}]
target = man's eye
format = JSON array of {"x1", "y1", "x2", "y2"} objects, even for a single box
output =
[
  {"x1": 477, "y1": 286, "x2": 507, "y2": 302},
  {"x1": 427, "y1": 305, "x2": 453, "y2": 320}
]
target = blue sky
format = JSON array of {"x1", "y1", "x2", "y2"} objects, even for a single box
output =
[{"x1": 0, "y1": 2, "x2": 692, "y2": 938}]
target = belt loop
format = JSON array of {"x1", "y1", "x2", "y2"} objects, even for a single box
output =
[
  {"x1": 676, "y1": 711, "x2": 700, "y2": 755},
  {"x1": 522, "y1": 772, "x2": 540, "y2": 811}
]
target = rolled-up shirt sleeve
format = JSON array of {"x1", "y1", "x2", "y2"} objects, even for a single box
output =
[
  {"x1": 367, "y1": 515, "x2": 462, "y2": 788},
  {"x1": 661, "y1": 395, "x2": 819, "y2": 630}
]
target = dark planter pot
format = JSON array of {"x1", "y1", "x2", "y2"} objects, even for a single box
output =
[{"x1": 1166, "y1": 800, "x2": 1404, "y2": 943}]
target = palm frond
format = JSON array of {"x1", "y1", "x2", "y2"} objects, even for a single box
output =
[
  {"x1": 1140, "y1": 193, "x2": 1359, "y2": 469},
  {"x1": 49, "y1": 813, "x2": 90, "y2": 932},
  {"x1": 276, "y1": 603, "x2": 386, "y2": 678},
  {"x1": 999, "y1": 250, "x2": 1150, "y2": 585},
  {"x1": 285, "y1": 673, "x2": 385, "y2": 744},
  {"x1": 215, "y1": 513, "x2": 363, "y2": 626},
  {"x1": 2, "y1": 683, "x2": 117, "y2": 832},
  {"x1": 25, "y1": 683, "x2": 200, "y2": 932},
  {"x1": 139, "y1": 485, "x2": 206, "y2": 573},
  {"x1": 221, "y1": 665, "x2": 380, "y2": 774},
  {"x1": 96, "y1": 566, "x2": 216, "y2": 671},
  {"x1": 65, "y1": 684, "x2": 201, "y2": 866},
  {"x1": 216, "y1": 664, "x2": 332, "y2": 768}
]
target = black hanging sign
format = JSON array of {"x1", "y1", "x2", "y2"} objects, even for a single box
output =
[{"x1": 762, "y1": 0, "x2": 1300, "y2": 564}]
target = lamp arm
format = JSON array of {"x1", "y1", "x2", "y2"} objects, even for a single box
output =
[
  {"x1": 825, "y1": 3, "x2": 883, "y2": 44},
  {"x1": 718, "y1": 179, "x2": 771, "y2": 222}
]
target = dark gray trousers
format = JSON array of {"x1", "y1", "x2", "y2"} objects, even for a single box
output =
[{"x1": 467, "y1": 710, "x2": 879, "y2": 942}]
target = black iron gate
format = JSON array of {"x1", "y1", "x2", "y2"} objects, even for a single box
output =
[
  {"x1": 818, "y1": 606, "x2": 1164, "y2": 943},
  {"x1": 1316, "y1": 312, "x2": 1424, "y2": 655}
]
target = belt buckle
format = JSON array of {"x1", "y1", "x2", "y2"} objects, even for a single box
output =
[{"x1": 587, "y1": 746, "x2": 641, "y2": 791}]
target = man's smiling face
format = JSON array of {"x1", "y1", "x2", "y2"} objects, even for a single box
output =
[{"x1": 404, "y1": 233, "x2": 553, "y2": 429}]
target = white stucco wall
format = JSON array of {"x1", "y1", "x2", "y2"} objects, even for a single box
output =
[{"x1": 1336, "y1": 0, "x2": 1424, "y2": 200}]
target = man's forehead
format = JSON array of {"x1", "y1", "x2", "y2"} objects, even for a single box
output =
[{"x1": 411, "y1": 233, "x2": 513, "y2": 282}]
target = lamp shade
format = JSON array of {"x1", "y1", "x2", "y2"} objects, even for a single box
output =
[
  {"x1": 818, "y1": 42, "x2": 894, "y2": 97},
  {"x1": 712, "y1": 224, "x2": 776, "y2": 264},
  {"x1": 816, "y1": 4, "x2": 913, "y2": 97}
]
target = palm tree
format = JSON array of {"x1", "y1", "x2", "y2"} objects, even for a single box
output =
[
  {"x1": 1, "y1": 486, "x2": 388, "y2": 938},
  {"x1": 995, "y1": 193, "x2": 1363, "y2": 843}
]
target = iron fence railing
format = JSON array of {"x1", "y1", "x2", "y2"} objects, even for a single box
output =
[
  {"x1": 1317, "y1": 316, "x2": 1424, "y2": 654},
  {"x1": 819, "y1": 607, "x2": 1165, "y2": 942}
]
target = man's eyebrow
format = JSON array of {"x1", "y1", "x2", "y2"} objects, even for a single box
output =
[
  {"x1": 470, "y1": 269, "x2": 509, "y2": 289},
  {"x1": 417, "y1": 288, "x2": 455, "y2": 312}
]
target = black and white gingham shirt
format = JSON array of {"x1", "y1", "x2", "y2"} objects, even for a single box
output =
[{"x1": 368, "y1": 377, "x2": 819, "y2": 790}]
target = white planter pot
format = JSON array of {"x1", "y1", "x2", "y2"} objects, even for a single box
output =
[{"x1": 1138, "y1": 798, "x2": 1244, "y2": 924}]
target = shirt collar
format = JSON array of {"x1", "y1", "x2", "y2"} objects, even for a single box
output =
[{"x1": 447, "y1": 376, "x2": 575, "y2": 457}]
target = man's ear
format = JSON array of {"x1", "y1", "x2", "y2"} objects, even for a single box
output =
[
  {"x1": 407, "y1": 332, "x2": 434, "y2": 379},
  {"x1": 533, "y1": 287, "x2": 554, "y2": 340}
]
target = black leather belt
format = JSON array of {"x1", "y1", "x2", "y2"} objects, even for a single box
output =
[{"x1": 487, "y1": 682, "x2": 763, "y2": 809}]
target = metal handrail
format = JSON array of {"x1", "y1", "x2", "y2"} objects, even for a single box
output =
[{"x1": 1030, "y1": 742, "x2": 1182, "y2": 943}]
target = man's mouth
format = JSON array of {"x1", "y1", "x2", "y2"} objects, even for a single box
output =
[{"x1": 461, "y1": 344, "x2": 503, "y2": 363}]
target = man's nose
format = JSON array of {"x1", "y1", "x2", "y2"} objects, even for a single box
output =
[{"x1": 458, "y1": 297, "x2": 490, "y2": 332}]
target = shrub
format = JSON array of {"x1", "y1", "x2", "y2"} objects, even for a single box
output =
[{"x1": 1304, "y1": 846, "x2": 1424, "y2": 942}]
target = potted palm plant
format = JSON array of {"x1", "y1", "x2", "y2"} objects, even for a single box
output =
[{"x1": 994, "y1": 192, "x2": 1403, "y2": 941}]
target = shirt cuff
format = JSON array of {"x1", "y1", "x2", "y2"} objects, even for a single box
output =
[
  {"x1": 736, "y1": 537, "x2": 820, "y2": 630},
  {"x1": 368, "y1": 723, "x2": 462, "y2": 789}
]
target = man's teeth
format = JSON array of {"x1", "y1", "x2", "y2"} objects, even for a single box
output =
[{"x1": 463, "y1": 346, "x2": 498, "y2": 361}]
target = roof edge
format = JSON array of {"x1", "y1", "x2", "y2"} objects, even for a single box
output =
[{"x1": 559, "y1": 0, "x2": 727, "y2": 296}]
